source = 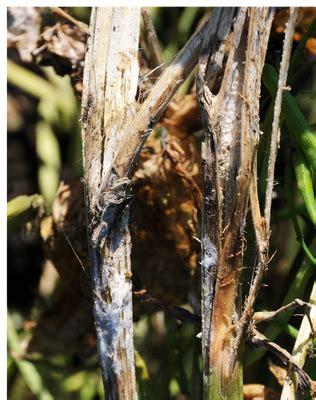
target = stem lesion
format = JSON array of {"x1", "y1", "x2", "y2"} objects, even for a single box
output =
[
  {"x1": 81, "y1": 8, "x2": 141, "y2": 399},
  {"x1": 198, "y1": 7, "x2": 276, "y2": 397}
]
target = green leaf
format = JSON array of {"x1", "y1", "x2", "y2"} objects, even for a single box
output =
[
  {"x1": 35, "y1": 121, "x2": 61, "y2": 169},
  {"x1": 7, "y1": 194, "x2": 45, "y2": 233},
  {"x1": 7, "y1": 311, "x2": 54, "y2": 400},
  {"x1": 61, "y1": 371, "x2": 87, "y2": 392},
  {"x1": 38, "y1": 165, "x2": 59, "y2": 207}
]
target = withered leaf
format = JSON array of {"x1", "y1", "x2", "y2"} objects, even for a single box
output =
[{"x1": 7, "y1": 7, "x2": 41, "y2": 63}]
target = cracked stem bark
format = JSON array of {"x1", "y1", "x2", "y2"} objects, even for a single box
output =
[
  {"x1": 197, "y1": 8, "x2": 274, "y2": 399},
  {"x1": 81, "y1": 8, "x2": 140, "y2": 399}
]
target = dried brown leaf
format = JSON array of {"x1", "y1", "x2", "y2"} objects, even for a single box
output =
[
  {"x1": 161, "y1": 92, "x2": 201, "y2": 139},
  {"x1": 132, "y1": 131, "x2": 201, "y2": 305},
  {"x1": 7, "y1": 7, "x2": 41, "y2": 63},
  {"x1": 268, "y1": 360, "x2": 287, "y2": 387},
  {"x1": 243, "y1": 384, "x2": 280, "y2": 400},
  {"x1": 33, "y1": 22, "x2": 87, "y2": 76}
]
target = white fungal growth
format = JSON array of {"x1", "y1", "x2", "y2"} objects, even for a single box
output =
[
  {"x1": 202, "y1": 236, "x2": 218, "y2": 271},
  {"x1": 217, "y1": 62, "x2": 241, "y2": 183}
]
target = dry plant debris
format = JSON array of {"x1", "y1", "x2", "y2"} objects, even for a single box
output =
[{"x1": 28, "y1": 91, "x2": 203, "y2": 353}]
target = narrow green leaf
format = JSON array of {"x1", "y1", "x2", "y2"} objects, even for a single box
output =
[{"x1": 7, "y1": 311, "x2": 54, "y2": 400}]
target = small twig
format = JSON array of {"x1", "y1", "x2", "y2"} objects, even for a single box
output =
[
  {"x1": 281, "y1": 281, "x2": 316, "y2": 400},
  {"x1": 50, "y1": 7, "x2": 89, "y2": 33},
  {"x1": 249, "y1": 327, "x2": 312, "y2": 396},
  {"x1": 134, "y1": 289, "x2": 201, "y2": 326},
  {"x1": 141, "y1": 8, "x2": 165, "y2": 71},
  {"x1": 235, "y1": 8, "x2": 296, "y2": 348},
  {"x1": 264, "y1": 7, "x2": 298, "y2": 228},
  {"x1": 140, "y1": 63, "x2": 165, "y2": 81},
  {"x1": 253, "y1": 298, "x2": 311, "y2": 323}
]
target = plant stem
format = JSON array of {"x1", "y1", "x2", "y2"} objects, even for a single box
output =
[
  {"x1": 197, "y1": 8, "x2": 274, "y2": 398},
  {"x1": 280, "y1": 281, "x2": 316, "y2": 399},
  {"x1": 81, "y1": 8, "x2": 140, "y2": 399}
]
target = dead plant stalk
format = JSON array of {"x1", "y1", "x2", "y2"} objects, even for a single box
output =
[
  {"x1": 236, "y1": 7, "x2": 298, "y2": 347},
  {"x1": 197, "y1": 7, "x2": 275, "y2": 398},
  {"x1": 81, "y1": 6, "x2": 214, "y2": 399}
]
